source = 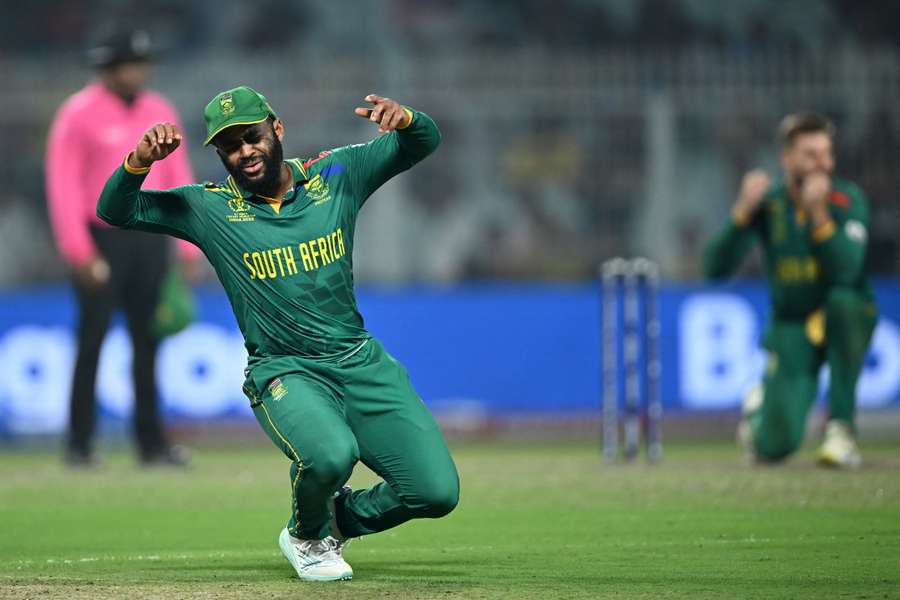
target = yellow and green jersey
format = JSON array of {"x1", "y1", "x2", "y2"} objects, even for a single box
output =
[
  {"x1": 97, "y1": 109, "x2": 441, "y2": 361},
  {"x1": 703, "y1": 178, "x2": 873, "y2": 320}
]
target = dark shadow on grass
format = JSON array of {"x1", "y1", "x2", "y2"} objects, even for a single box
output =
[
  {"x1": 348, "y1": 559, "x2": 469, "y2": 580},
  {"x1": 360, "y1": 567, "x2": 467, "y2": 579}
]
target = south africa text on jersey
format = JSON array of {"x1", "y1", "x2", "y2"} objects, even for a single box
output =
[{"x1": 242, "y1": 227, "x2": 346, "y2": 280}]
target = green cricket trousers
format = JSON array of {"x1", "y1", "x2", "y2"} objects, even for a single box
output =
[
  {"x1": 751, "y1": 287, "x2": 877, "y2": 461},
  {"x1": 242, "y1": 338, "x2": 459, "y2": 540}
]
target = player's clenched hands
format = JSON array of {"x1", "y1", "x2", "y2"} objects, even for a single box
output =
[
  {"x1": 732, "y1": 170, "x2": 771, "y2": 221},
  {"x1": 799, "y1": 172, "x2": 831, "y2": 213},
  {"x1": 128, "y1": 123, "x2": 183, "y2": 170},
  {"x1": 800, "y1": 171, "x2": 833, "y2": 229},
  {"x1": 354, "y1": 95, "x2": 410, "y2": 133}
]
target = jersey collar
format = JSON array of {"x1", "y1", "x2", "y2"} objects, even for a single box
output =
[{"x1": 226, "y1": 159, "x2": 310, "y2": 200}]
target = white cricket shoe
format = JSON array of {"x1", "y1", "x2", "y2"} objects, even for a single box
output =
[
  {"x1": 278, "y1": 528, "x2": 352, "y2": 582},
  {"x1": 737, "y1": 384, "x2": 763, "y2": 464},
  {"x1": 817, "y1": 420, "x2": 862, "y2": 469}
]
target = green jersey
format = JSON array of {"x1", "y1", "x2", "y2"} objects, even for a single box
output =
[
  {"x1": 97, "y1": 109, "x2": 441, "y2": 361},
  {"x1": 702, "y1": 178, "x2": 873, "y2": 320}
]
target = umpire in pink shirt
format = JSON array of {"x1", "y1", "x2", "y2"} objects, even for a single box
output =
[{"x1": 46, "y1": 28, "x2": 199, "y2": 467}]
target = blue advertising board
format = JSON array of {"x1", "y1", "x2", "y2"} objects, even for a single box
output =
[{"x1": 1, "y1": 281, "x2": 898, "y2": 435}]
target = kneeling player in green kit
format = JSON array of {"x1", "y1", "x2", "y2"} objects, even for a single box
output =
[
  {"x1": 96, "y1": 87, "x2": 459, "y2": 581},
  {"x1": 703, "y1": 112, "x2": 877, "y2": 469}
]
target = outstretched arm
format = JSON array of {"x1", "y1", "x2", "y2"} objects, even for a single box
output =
[
  {"x1": 702, "y1": 170, "x2": 769, "y2": 279},
  {"x1": 97, "y1": 123, "x2": 204, "y2": 245},
  {"x1": 341, "y1": 94, "x2": 441, "y2": 204}
]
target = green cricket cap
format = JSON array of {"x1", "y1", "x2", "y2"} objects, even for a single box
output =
[{"x1": 203, "y1": 86, "x2": 278, "y2": 146}]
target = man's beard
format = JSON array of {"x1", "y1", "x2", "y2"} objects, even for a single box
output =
[{"x1": 225, "y1": 137, "x2": 284, "y2": 195}]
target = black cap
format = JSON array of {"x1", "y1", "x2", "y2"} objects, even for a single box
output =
[{"x1": 87, "y1": 28, "x2": 153, "y2": 69}]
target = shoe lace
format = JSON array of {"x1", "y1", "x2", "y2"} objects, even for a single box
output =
[
  {"x1": 330, "y1": 535, "x2": 352, "y2": 555},
  {"x1": 295, "y1": 538, "x2": 341, "y2": 563}
]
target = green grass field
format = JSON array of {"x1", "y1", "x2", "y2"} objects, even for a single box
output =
[{"x1": 1, "y1": 439, "x2": 899, "y2": 599}]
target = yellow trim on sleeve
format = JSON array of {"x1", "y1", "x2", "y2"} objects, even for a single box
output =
[
  {"x1": 397, "y1": 107, "x2": 415, "y2": 129},
  {"x1": 123, "y1": 153, "x2": 151, "y2": 175},
  {"x1": 812, "y1": 220, "x2": 837, "y2": 243}
]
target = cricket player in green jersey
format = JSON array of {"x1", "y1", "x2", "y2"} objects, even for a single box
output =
[
  {"x1": 703, "y1": 112, "x2": 877, "y2": 469},
  {"x1": 96, "y1": 86, "x2": 458, "y2": 581}
]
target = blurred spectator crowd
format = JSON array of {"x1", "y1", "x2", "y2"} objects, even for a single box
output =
[{"x1": 3, "y1": 0, "x2": 900, "y2": 285}]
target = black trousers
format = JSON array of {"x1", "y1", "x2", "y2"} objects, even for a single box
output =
[{"x1": 68, "y1": 225, "x2": 170, "y2": 456}]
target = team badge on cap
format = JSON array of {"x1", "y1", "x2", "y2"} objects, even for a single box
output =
[{"x1": 220, "y1": 93, "x2": 235, "y2": 115}]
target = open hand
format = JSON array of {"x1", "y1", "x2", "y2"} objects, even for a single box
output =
[
  {"x1": 130, "y1": 123, "x2": 183, "y2": 169},
  {"x1": 354, "y1": 95, "x2": 410, "y2": 133}
]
